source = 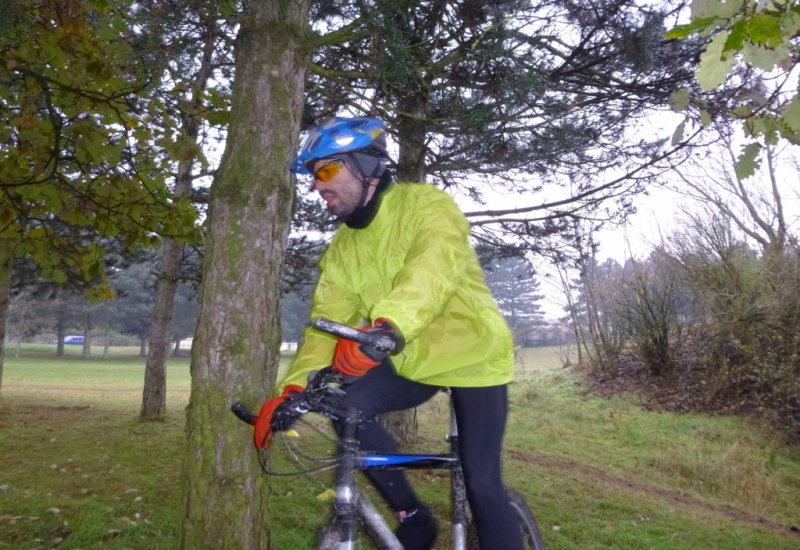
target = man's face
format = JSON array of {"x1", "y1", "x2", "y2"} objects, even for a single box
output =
[{"x1": 311, "y1": 158, "x2": 366, "y2": 218}]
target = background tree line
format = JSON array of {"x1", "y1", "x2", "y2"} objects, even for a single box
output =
[
  {"x1": 6, "y1": 249, "x2": 564, "y2": 352},
  {"x1": 561, "y1": 141, "x2": 800, "y2": 440}
]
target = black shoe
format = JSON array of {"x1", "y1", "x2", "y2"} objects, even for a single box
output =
[{"x1": 396, "y1": 505, "x2": 439, "y2": 550}]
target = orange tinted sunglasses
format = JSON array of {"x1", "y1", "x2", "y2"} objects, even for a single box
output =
[{"x1": 313, "y1": 160, "x2": 346, "y2": 183}]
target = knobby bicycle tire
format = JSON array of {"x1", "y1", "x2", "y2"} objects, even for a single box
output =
[
  {"x1": 467, "y1": 488, "x2": 546, "y2": 550},
  {"x1": 507, "y1": 489, "x2": 546, "y2": 550}
]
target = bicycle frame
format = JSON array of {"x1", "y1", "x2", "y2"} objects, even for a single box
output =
[{"x1": 329, "y1": 388, "x2": 470, "y2": 550}]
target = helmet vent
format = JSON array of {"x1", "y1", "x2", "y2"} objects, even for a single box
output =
[{"x1": 334, "y1": 135, "x2": 355, "y2": 147}]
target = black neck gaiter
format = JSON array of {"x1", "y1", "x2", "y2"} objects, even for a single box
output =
[{"x1": 343, "y1": 171, "x2": 393, "y2": 229}]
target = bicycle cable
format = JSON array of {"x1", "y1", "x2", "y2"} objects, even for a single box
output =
[{"x1": 257, "y1": 417, "x2": 341, "y2": 478}]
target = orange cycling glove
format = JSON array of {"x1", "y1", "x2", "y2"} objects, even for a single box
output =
[
  {"x1": 333, "y1": 318, "x2": 402, "y2": 377},
  {"x1": 253, "y1": 384, "x2": 304, "y2": 450}
]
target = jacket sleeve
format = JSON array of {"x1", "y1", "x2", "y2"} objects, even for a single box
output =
[
  {"x1": 370, "y1": 191, "x2": 471, "y2": 343},
  {"x1": 277, "y1": 249, "x2": 361, "y2": 393}
]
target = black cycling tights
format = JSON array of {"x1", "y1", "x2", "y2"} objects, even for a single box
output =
[{"x1": 335, "y1": 360, "x2": 524, "y2": 550}]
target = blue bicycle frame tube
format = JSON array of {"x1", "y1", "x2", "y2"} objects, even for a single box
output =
[{"x1": 359, "y1": 452, "x2": 459, "y2": 470}]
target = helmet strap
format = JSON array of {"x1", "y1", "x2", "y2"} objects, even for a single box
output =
[
  {"x1": 344, "y1": 152, "x2": 379, "y2": 209},
  {"x1": 358, "y1": 179, "x2": 372, "y2": 209}
]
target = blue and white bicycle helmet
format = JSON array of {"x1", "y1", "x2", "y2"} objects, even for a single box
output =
[{"x1": 291, "y1": 117, "x2": 388, "y2": 176}]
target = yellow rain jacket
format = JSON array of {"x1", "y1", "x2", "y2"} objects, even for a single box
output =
[{"x1": 279, "y1": 182, "x2": 514, "y2": 391}]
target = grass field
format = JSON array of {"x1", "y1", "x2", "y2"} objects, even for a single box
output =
[{"x1": 1, "y1": 344, "x2": 798, "y2": 549}]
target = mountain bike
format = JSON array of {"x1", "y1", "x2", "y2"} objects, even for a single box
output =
[{"x1": 232, "y1": 317, "x2": 546, "y2": 549}]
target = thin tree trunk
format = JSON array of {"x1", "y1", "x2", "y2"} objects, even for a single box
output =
[
  {"x1": 81, "y1": 312, "x2": 91, "y2": 359},
  {"x1": 55, "y1": 301, "x2": 65, "y2": 357},
  {"x1": 103, "y1": 327, "x2": 110, "y2": 359},
  {"x1": 0, "y1": 247, "x2": 10, "y2": 396},
  {"x1": 141, "y1": 11, "x2": 218, "y2": 421},
  {"x1": 177, "y1": 2, "x2": 310, "y2": 547},
  {"x1": 141, "y1": 237, "x2": 182, "y2": 420}
]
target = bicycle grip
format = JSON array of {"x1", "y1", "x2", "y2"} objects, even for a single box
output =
[
  {"x1": 313, "y1": 317, "x2": 396, "y2": 353},
  {"x1": 230, "y1": 402, "x2": 257, "y2": 425},
  {"x1": 313, "y1": 318, "x2": 366, "y2": 342}
]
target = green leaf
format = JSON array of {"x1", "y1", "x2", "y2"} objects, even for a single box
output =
[
  {"x1": 782, "y1": 9, "x2": 800, "y2": 36},
  {"x1": 724, "y1": 19, "x2": 748, "y2": 51},
  {"x1": 742, "y1": 41, "x2": 790, "y2": 71},
  {"x1": 670, "y1": 89, "x2": 691, "y2": 112},
  {"x1": 697, "y1": 31, "x2": 736, "y2": 91},
  {"x1": 206, "y1": 109, "x2": 231, "y2": 126},
  {"x1": 700, "y1": 110, "x2": 712, "y2": 125},
  {"x1": 747, "y1": 115, "x2": 781, "y2": 143},
  {"x1": 664, "y1": 16, "x2": 719, "y2": 39},
  {"x1": 671, "y1": 120, "x2": 687, "y2": 145},
  {"x1": 205, "y1": 87, "x2": 229, "y2": 109},
  {"x1": 781, "y1": 96, "x2": 800, "y2": 134},
  {"x1": 746, "y1": 13, "x2": 782, "y2": 48},
  {"x1": 735, "y1": 142, "x2": 761, "y2": 180},
  {"x1": 51, "y1": 268, "x2": 68, "y2": 284},
  {"x1": 782, "y1": 129, "x2": 800, "y2": 146},
  {"x1": 692, "y1": 0, "x2": 745, "y2": 19},
  {"x1": 690, "y1": 0, "x2": 713, "y2": 18}
]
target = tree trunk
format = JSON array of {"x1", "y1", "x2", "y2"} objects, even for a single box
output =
[
  {"x1": 55, "y1": 302, "x2": 65, "y2": 357},
  {"x1": 81, "y1": 312, "x2": 92, "y2": 358},
  {"x1": 141, "y1": 237, "x2": 182, "y2": 420},
  {"x1": 103, "y1": 327, "x2": 110, "y2": 360},
  {"x1": 396, "y1": 93, "x2": 428, "y2": 183},
  {"x1": 177, "y1": 2, "x2": 310, "y2": 548},
  {"x1": 141, "y1": 10, "x2": 218, "y2": 421},
  {"x1": 0, "y1": 247, "x2": 10, "y2": 395},
  {"x1": 383, "y1": 92, "x2": 430, "y2": 442}
]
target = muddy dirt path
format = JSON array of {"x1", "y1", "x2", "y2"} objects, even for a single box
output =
[{"x1": 506, "y1": 449, "x2": 800, "y2": 540}]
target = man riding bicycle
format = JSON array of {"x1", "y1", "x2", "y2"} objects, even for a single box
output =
[{"x1": 253, "y1": 117, "x2": 524, "y2": 550}]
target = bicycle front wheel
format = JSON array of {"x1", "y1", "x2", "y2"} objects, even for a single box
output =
[
  {"x1": 507, "y1": 489, "x2": 546, "y2": 550},
  {"x1": 466, "y1": 488, "x2": 545, "y2": 550}
]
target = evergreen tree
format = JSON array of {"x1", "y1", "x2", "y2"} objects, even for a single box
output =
[{"x1": 484, "y1": 256, "x2": 545, "y2": 345}]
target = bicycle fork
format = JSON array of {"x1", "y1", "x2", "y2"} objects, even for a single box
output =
[
  {"x1": 332, "y1": 410, "x2": 361, "y2": 549},
  {"x1": 332, "y1": 408, "x2": 403, "y2": 550}
]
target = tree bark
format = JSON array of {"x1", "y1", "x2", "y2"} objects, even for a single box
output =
[
  {"x1": 55, "y1": 301, "x2": 66, "y2": 357},
  {"x1": 396, "y1": 93, "x2": 429, "y2": 183},
  {"x1": 0, "y1": 246, "x2": 10, "y2": 396},
  {"x1": 103, "y1": 327, "x2": 110, "y2": 359},
  {"x1": 383, "y1": 93, "x2": 430, "y2": 443},
  {"x1": 81, "y1": 312, "x2": 92, "y2": 358},
  {"x1": 177, "y1": 1, "x2": 310, "y2": 548},
  {"x1": 141, "y1": 236, "x2": 183, "y2": 420},
  {"x1": 141, "y1": 9, "x2": 219, "y2": 421}
]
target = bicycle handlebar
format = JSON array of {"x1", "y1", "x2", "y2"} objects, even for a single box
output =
[
  {"x1": 231, "y1": 401, "x2": 257, "y2": 425},
  {"x1": 231, "y1": 318, "x2": 369, "y2": 427},
  {"x1": 313, "y1": 317, "x2": 397, "y2": 354},
  {"x1": 230, "y1": 366, "x2": 345, "y2": 428}
]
